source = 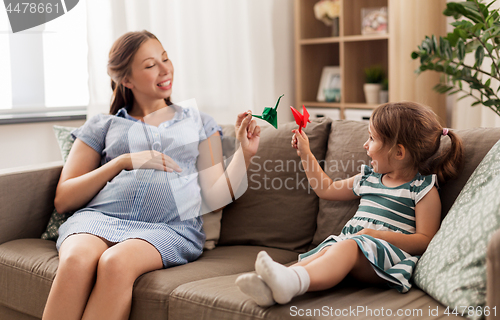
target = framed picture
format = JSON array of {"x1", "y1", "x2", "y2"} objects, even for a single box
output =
[
  {"x1": 317, "y1": 66, "x2": 341, "y2": 102},
  {"x1": 361, "y1": 7, "x2": 388, "y2": 35}
]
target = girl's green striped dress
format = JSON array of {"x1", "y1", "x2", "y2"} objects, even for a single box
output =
[{"x1": 299, "y1": 165, "x2": 436, "y2": 293}]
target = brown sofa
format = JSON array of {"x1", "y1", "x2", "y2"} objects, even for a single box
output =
[{"x1": 1, "y1": 118, "x2": 499, "y2": 320}]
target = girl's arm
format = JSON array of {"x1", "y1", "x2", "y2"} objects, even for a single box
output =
[
  {"x1": 293, "y1": 129, "x2": 359, "y2": 201},
  {"x1": 356, "y1": 186, "x2": 441, "y2": 256},
  {"x1": 55, "y1": 138, "x2": 181, "y2": 214}
]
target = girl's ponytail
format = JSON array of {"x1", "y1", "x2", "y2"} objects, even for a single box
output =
[{"x1": 435, "y1": 130, "x2": 464, "y2": 182}]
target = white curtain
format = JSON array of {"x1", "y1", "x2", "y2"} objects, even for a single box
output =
[{"x1": 86, "y1": 0, "x2": 294, "y2": 125}]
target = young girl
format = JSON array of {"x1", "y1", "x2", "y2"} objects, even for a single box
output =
[
  {"x1": 42, "y1": 31, "x2": 260, "y2": 320},
  {"x1": 236, "y1": 102, "x2": 463, "y2": 307}
]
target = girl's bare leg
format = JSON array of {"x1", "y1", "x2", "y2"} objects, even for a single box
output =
[
  {"x1": 42, "y1": 234, "x2": 110, "y2": 320},
  {"x1": 81, "y1": 239, "x2": 163, "y2": 320},
  {"x1": 292, "y1": 247, "x2": 328, "y2": 267},
  {"x1": 305, "y1": 239, "x2": 384, "y2": 291}
]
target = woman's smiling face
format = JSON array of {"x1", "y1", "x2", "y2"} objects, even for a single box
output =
[{"x1": 124, "y1": 38, "x2": 174, "y2": 100}]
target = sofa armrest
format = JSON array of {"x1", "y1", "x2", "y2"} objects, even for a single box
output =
[
  {"x1": 0, "y1": 161, "x2": 63, "y2": 245},
  {"x1": 487, "y1": 228, "x2": 500, "y2": 319}
]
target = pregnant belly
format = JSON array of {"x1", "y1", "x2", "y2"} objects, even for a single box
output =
[{"x1": 86, "y1": 169, "x2": 201, "y2": 222}]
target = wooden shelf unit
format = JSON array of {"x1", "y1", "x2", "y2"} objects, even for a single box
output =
[{"x1": 294, "y1": 0, "x2": 448, "y2": 124}]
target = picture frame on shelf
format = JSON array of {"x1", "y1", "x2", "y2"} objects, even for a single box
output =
[
  {"x1": 361, "y1": 7, "x2": 388, "y2": 35},
  {"x1": 317, "y1": 66, "x2": 341, "y2": 102}
]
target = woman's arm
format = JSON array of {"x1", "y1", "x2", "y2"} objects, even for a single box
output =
[
  {"x1": 55, "y1": 138, "x2": 181, "y2": 214},
  {"x1": 54, "y1": 139, "x2": 122, "y2": 213},
  {"x1": 356, "y1": 186, "x2": 441, "y2": 256},
  {"x1": 293, "y1": 129, "x2": 360, "y2": 201},
  {"x1": 197, "y1": 112, "x2": 260, "y2": 211}
]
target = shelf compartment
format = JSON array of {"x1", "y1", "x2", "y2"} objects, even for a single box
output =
[
  {"x1": 300, "y1": 34, "x2": 388, "y2": 45},
  {"x1": 300, "y1": 37, "x2": 341, "y2": 45},
  {"x1": 343, "y1": 39, "x2": 388, "y2": 104},
  {"x1": 343, "y1": 103, "x2": 379, "y2": 109},
  {"x1": 343, "y1": 0, "x2": 388, "y2": 37},
  {"x1": 296, "y1": 0, "x2": 341, "y2": 39},
  {"x1": 301, "y1": 101, "x2": 342, "y2": 108},
  {"x1": 299, "y1": 43, "x2": 340, "y2": 103},
  {"x1": 344, "y1": 108, "x2": 373, "y2": 121},
  {"x1": 343, "y1": 34, "x2": 389, "y2": 42}
]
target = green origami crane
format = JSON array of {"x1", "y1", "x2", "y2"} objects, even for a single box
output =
[{"x1": 252, "y1": 94, "x2": 284, "y2": 129}]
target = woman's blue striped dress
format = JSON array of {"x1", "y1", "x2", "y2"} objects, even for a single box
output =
[
  {"x1": 56, "y1": 105, "x2": 221, "y2": 268},
  {"x1": 299, "y1": 165, "x2": 437, "y2": 293}
]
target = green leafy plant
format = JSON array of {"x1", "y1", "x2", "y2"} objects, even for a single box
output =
[
  {"x1": 411, "y1": 0, "x2": 500, "y2": 116},
  {"x1": 382, "y1": 78, "x2": 389, "y2": 91},
  {"x1": 364, "y1": 65, "x2": 385, "y2": 83}
]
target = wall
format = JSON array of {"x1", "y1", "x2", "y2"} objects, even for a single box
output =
[
  {"x1": 272, "y1": 0, "x2": 295, "y2": 125},
  {"x1": 0, "y1": 119, "x2": 85, "y2": 170}
]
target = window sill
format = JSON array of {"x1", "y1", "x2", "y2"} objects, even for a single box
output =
[{"x1": 0, "y1": 107, "x2": 87, "y2": 125}]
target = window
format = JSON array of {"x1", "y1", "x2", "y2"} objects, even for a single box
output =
[{"x1": 0, "y1": 0, "x2": 89, "y2": 123}]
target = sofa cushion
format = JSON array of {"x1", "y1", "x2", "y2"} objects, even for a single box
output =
[
  {"x1": 218, "y1": 118, "x2": 332, "y2": 252},
  {"x1": 0, "y1": 239, "x2": 56, "y2": 318},
  {"x1": 0, "y1": 304, "x2": 39, "y2": 320},
  {"x1": 311, "y1": 120, "x2": 371, "y2": 247},
  {"x1": 169, "y1": 273, "x2": 463, "y2": 320},
  {"x1": 414, "y1": 138, "x2": 500, "y2": 319},
  {"x1": 0, "y1": 239, "x2": 297, "y2": 320},
  {"x1": 0, "y1": 163, "x2": 61, "y2": 245},
  {"x1": 41, "y1": 126, "x2": 76, "y2": 241},
  {"x1": 439, "y1": 127, "x2": 500, "y2": 218}
]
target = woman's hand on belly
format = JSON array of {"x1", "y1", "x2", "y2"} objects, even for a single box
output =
[{"x1": 119, "y1": 150, "x2": 182, "y2": 173}]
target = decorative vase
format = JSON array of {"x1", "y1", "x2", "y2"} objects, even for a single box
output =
[
  {"x1": 331, "y1": 17, "x2": 339, "y2": 37},
  {"x1": 363, "y1": 83, "x2": 382, "y2": 104}
]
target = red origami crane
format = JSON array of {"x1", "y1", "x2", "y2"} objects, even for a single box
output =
[{"x1": 290, "y1": 105, "x2": 311, "y2": 133}]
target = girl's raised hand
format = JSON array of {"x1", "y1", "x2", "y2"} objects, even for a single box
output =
[
  {"x1": 236, "y1": 111, "x2": 261, "y2": 157},
  {"x1": 119, "y1": 150, "x2": 182, "y2": 173},
  {"x1": 291, "y1": 129, "x2": 311, "y2": 157}
]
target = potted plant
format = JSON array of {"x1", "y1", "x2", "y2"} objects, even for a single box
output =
[
  {"x1": 411, "y1": 0, "x2": 500, "y2": 117},
  {"x1": 379, "y1": 78, "x2": 389, "y2": 103},
  {"x1": 364, "y1": 65, "x2": 385, "y2": 104}
]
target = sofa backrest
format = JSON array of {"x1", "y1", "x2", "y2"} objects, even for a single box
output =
[
  {"x1": 310, "y1": 120, "x2": 370, "y2": 247},
  {"x1": 218, "y1": 118, "x2": 332, "y2": 253}
]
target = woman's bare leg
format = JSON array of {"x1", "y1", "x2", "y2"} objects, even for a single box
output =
[
  {"x1": 42, "y1": 234, "x2": 110, "y2": 320},
  {"x1": 81, "y1": 239, "x2": 163, "y2": 320}
]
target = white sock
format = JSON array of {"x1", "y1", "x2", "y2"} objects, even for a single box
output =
[
  {"x1": 235, "y1": 273, "x2": 275, "y2": 307},
  {"x1": 255, "y1": 251, "x2": 310, "y2": 304},
  {"x1": 290, "y1": 266, "x2": 310, "y2": 296}
]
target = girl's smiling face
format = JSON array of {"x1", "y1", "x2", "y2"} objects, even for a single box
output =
[
  {"x1": 363, "y1": 123, "x2": 391, "y2": 173},
  {"x1": 123, "y1": 38, "x2": 174, "y2": 100}
]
